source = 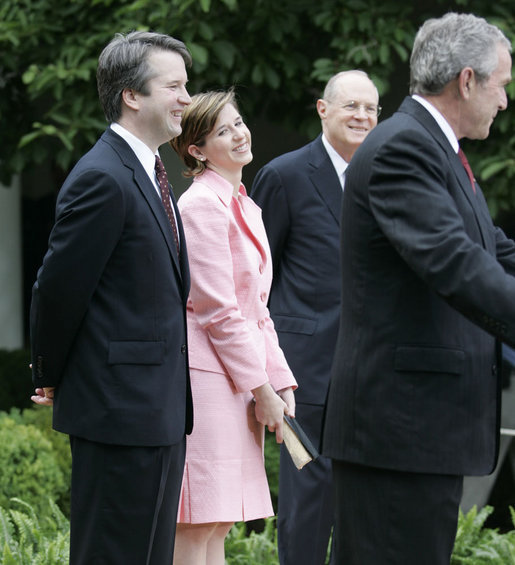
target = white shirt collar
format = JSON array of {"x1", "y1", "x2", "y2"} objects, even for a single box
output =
[
  {"x1": 321, "y1": 134, "x2": 349, "y2": 189},
  {"x1": 110, "y1": 123, "x2": 161, "y2": 191},
  {"x1": 411, "y1": 95, "x2": 459, "y2": 153}
]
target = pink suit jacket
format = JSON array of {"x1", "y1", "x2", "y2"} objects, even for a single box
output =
[{"x1": 178, "y1": 169, "x2": 297, "y2": 393}]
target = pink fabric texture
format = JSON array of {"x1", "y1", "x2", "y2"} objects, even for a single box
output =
[{"x1": 176, "y1": 169, "x2": 296, "y2": 523}]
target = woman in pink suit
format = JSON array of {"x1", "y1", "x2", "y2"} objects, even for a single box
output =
[{"x1": 170, "y1": 90, "x2": 297, "y2": 565}]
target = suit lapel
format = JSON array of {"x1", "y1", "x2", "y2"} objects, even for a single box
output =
[
  {"x1": 402, "y1": 98, "x2": 489, "y2": 248},
  {"x1": 133, "y1": 167, "x2": 183, "y2": 281},
  {"x1": 101, "y1": 130, "x2": 184, "y2": 282},
  {"x1": 309, "y1": 136, "x2": 343, "y2": 225}
]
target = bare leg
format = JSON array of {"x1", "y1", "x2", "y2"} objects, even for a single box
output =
[
  {"x1": 206, "y1": 522, "x2": 234, "y2": 565},
  {"x1": 173, "y1": 523, "x2": 218, "y2": 565}
]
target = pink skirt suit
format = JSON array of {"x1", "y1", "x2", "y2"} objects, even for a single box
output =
[{"x1": 177, "y1": 169, "x2": 297, "y2": 523}]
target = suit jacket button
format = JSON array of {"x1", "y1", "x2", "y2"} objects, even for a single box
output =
[
  {"x1": 492, "y1": 364, "x2": 497, "y2": 376},
  {"x1": 181, "y1": 344, "x2": 187, "y2": 354},
  {"x1": 258, "y1": 319, "x2": 265, "y2": 329},
  {"x1": 36, "y1": 356, "x2": 43, "y2": 378}
]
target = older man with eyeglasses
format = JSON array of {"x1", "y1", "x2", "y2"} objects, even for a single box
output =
[{"x1": 251, "y1": 70, "x2": 380, "y2": 565}]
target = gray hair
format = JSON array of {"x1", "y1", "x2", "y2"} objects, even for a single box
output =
[
  {"x1": 97, "y1": 31, "x2": 192, "y2": 123},
  {"x1": 323, "y1": 70, "x2": 376, "y2": 101},
  {"x1": 410, "y1": 12, "x2": 511, "y2": 96}
]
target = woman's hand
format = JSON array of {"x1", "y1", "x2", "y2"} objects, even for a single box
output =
[
  {"x1": 278, "y1": 387, "x2": 295, "y2": 418},
  {"x1": 252, "y1": 383, "x2": 287, "y2": 443}
]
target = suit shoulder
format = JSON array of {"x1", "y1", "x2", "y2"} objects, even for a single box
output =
[
  {"x1": 253, "y1": 140, "x2": 321, "y2": 195},
  {"x1": 261, "y1": 139, "x2": 316, "y2": 171}
]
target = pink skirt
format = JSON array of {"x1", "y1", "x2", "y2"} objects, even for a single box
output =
[{"x1": 177, "y1": 368, "x2": 274, "y2": 523}]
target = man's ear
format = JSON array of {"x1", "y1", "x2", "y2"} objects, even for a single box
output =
[
  {"x1": 458, "y1": 67, "x2": 475, "y2": 100},
  {"x1": 316, "y1": 99, "x2": 327, "y2": 121},
  {"x1": 121, "y1": 88, "x2": 140, "y2": 111}
]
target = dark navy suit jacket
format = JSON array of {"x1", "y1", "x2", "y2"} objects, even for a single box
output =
[
  {"x1": 31, "y1": 128, "x2": 193, "y2": 446},
  {"x1": 323, "y1": 97, "x2": 515, "y2": 476},
  {"x1": 252, "y1": 135, "x2": 342, "y2": 406}
]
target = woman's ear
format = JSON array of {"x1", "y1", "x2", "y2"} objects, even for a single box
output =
[{"x1": 188, "y1": 145, "x2": 206, "y2": 161}]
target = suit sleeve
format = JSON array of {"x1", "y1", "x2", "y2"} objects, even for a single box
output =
[
  {"x1": 367, "y1": 130, "x2": 515, "y2": 345},
  {"x1": 495, "y1": 226, "x2": 515, "y2": 276},
  {"x1": 251, "y1": 164, "x2": 290, "y2": 275},
  {"x1": 31, "y1": 169, "x2": 124, "y2": 386}
]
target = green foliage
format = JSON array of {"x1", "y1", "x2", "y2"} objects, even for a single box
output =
[
  {"x1": 0, "y1": 498, "x2": 69, "y2": 564},
  {"x1": 264, "y1": 431, "x2": 280, "y2": 509},
  {"x1": 1, "y1": 0, "x2": 514, "y2": 210},
  {"x1": 0, "y1": 349, "x2": 33, "y2": 413},
  {"x1": 0, "y1": 412, "x2": 69, "y2": 519},
  {"x1": 3, "y1": 407, "x2": 71, "y2": 516},
  {"x1": 226, "y1": 517, "x2": 278, "y2": 564},
  {"x1": 451, "y1": 506, "x2": 515, "y2": 564}
]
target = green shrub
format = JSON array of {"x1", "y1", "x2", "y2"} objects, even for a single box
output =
[
  {"x1": 0, "y1": 349, "x2": 32, "y2": 413},
  {"x1": 0, "y1": 414, "x2": 68, "y2": 519},
  {"x1": 0, "y1": 498, "x2": 69, "y2": 564},
  {"x1": 451, "y1": 505, "x2": 515, "y2": 564},
  {"x1": 3, "y1": 407, "x2": 71, "y2": 515},
  {"x1": 226, "y1": 517, "x2": 278, "y2": 565}
]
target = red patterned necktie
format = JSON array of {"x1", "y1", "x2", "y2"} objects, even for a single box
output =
[
  {"x1": 155, "y1": 155, "x2": 180, "y2": 254},
  {"x1": 458, "y1": 148, "x2": 476, "y2": 194}
]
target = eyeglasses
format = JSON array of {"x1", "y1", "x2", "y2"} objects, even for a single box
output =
[{"x1": 329, "y1": 100, "x2": 382, "y2": 117}]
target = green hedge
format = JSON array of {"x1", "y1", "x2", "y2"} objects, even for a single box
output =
[
  {"x1": 0, "y1": 408, "x2": 70, "y2": 517},
  {"x1": 4, "y1": 402, "x2": 515, "y2": 564}
]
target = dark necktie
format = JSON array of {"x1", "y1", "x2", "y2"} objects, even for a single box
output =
[
  {"x1": 155, "y1": 155, "x2": 180, "y2": 254},
  {"x1": 458, "y1": 148, "x2": 476, "y2": 194}
]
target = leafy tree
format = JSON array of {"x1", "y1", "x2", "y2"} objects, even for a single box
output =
[{"x1": 0, "y1": 0, "x2": 514, "y2": 214}]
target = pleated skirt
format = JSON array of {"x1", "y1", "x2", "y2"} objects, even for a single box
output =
[{"x1": 177, "y1": 368, "x2": 274, "y2": 523}]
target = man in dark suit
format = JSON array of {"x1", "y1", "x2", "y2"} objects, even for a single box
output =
[
  {"x1": 30, "y1": 31, "x2": 193, "y2": 564},
  {"x1": 251, "y1": 70, "x2": 380, "y2": 565},
  {"x1": 323, "y1": 12, "x2": 514, "y2": 565}
]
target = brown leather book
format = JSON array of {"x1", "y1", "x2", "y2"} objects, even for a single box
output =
[{"x1": 282, "y1": 414, "x2": 319, "y2": 470}]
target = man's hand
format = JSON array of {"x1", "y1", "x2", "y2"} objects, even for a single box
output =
[{"x1": 31, "y1": 387, "x2": 55, "y2": 407}]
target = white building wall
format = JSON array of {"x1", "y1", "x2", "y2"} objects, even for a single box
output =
[{"x1": 0, "y1": 177, "x2": 23, "y2": 349}]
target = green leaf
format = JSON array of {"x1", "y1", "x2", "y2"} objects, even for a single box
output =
[
  {"x1": 251, "y1": 65, "x2": 263, "y2": 85},
  {"x1": 220, "y1": 0, "x2": 238, "y2": 10},
  {"x1": 481, "y1": 160, "x2": 512, "y2": 180},
  {"x1": 264, "y1": 67, "x2": 280, "y2": 89},
  {"x1": 198, "y1": 21, "x2": 214, "y2": 41},
  {"x1": 212, "y1": 40, "x2": 236, "y2": 69},
  {"x1": 187, "y1": 42, "x2": 209, "y2": 66},
  {"x1": 21, "y1": 65, "x2": 38, "y2": 85}
]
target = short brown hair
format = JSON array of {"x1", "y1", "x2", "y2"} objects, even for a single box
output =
[
  {"x1": 170, "y1": 89, "x2": 237, "y2": 178},
  {"x1": 97, "y1": 31, "x2": 191, "y2": 123}
]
